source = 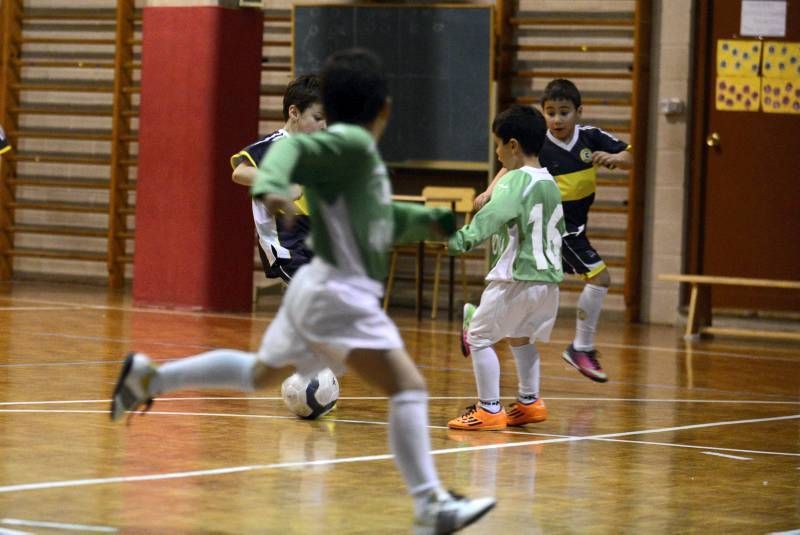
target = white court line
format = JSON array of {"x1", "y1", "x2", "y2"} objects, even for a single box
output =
[
  {"x1": 0, "y1": 412, "x2": 797, "y2": 494},
  {"x1": 0, "y1": 528, "x2": 33, "y2": 535},
  {"x1": 2, "y1": 395, "x2": 800, "y2": 406},
  {"x1": 700, "y1": 451, "x2": 751, "y2": 461},
  {"x1": 0, "y1": 306, "x2": 80, "y2": 312},
  {"x1": 0, "y1": 294, "x2": 796, "y2": 362},
  {"x1": 1, "y1": 518, "x2": 116, "y2": 532}
]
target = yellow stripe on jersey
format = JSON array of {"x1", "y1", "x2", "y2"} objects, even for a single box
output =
[
  {"x1": 0, "y1": 145, "x2": 10, "y2": 155},
  {"x1": 554, "y1": 166, "x2": 597, "y2": 202},
  {"x1": 293, "y1": 195, "x2": 309, "y2": 215},
  {"x1": 230, "y1": 150, "x2": 258, "y2": 170}
]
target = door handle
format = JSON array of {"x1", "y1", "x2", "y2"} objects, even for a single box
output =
[{"x1": 706, "y1": 132, "x2": 721, "y2": 147}]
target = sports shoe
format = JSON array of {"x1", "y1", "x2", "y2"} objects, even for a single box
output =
[
  {"x1": 562, "y1": 344, "x2": 608, "y2": 383},
  {"x1": 448, "y1": 404, "x2": 507, "y2": 431},
  {"x1": 460, "y1": 303, "x2": 476, "y2": 357},
  {"x1": 413, "y1": 489, "x2": 496, "y2": 534},
  {"x1": 506, "y1": 398, "x2": 548, "y2": 426},
  {"x1": 110, "y1": 352, "x2": 157, "y2": 421}
]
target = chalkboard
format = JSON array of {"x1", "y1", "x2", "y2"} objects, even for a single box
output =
[{"x1": 293, "y1": 5, "x2": 493, "y2": 169}]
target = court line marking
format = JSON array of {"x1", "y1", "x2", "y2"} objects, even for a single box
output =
[
  {"x1": 0, "y1": 295, "x2": 797, "y2": 362},
  {"x1": 0, "y1": 412, "x2": 797, "y2": 494},
  {"x1": 0, "y1": 527, "x2": 33, "y2": 535},
  {"x1": 700, "y1": 451, "x2": 751, "y2": 461},
  {"x1": 2, "y1": 396, "x2": 800, "y2": 406},
  {"x1": 3, "y1": 407, "x2": 800, "y2": 460},
  {"x1": 1, "y1": 518, "x2": 116, "y2": 532},
  {"x1": 0, "y1": 306, "x2": 81, "y2": 312}
]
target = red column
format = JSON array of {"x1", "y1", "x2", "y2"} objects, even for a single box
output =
[{"x1": 133, "y1": 5, "x2": 263, "y2": 311}]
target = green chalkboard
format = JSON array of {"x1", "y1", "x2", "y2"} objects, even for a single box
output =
[{"x1": 293, "y1": 4, "x2": 493, "y2": 169}]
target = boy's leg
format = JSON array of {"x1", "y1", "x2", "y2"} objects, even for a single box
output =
[
  {"x1": 575, "y1": 269, "x2": 610, "y2": 352},
  {"x1": 505, "y1": 339, "x2": 548, "y2": 426},
  {"x1": 110, "y1": 350, "x2": 293, "y2": 421},
  {"x1": 448, "y1": 344, "x2": 507, "y2": 430},
  {"x1": 346, "y1": 347, "x2": 495, "y2": 533},
  {"x1": 561, "y1": 234, "x2": 610, "y2": 383}
]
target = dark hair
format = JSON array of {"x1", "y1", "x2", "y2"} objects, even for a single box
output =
[
  {"x1": 492, "y1": 104, "x2": 547, "y2": 156},
  {"x1": 321, "y1": 48, "x2": 388, "y2": 125},
  {"x1": 541, "y1": 78, "x2": 582, "y2": 108},
  {"x1": 282, "y1": 74, "x2": 321, "y2": 120}
]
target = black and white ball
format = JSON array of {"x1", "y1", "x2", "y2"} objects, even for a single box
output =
[{"x1": 281, "y1": 368, "x2": 339, "y2": 419}]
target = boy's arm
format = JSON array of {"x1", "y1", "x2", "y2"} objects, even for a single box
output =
[
  {"x1": 592, "y1": 147, "x2": 633, "y2": 170},
  {"x1": 392, "y1": 202, "x2": 455, "y2": 244},
  {"x1": 449, "y1": 175, "x2": 519, "y2": 255},
  {"x1": 232, "y1": 163, "x2": 258, "y2": 186},
  {"x1": 586, "y1": 126, "x2": 633, "y2": 170},
  {"x1": 473, "y1": 167, "x2": 508, "y2": 211}
]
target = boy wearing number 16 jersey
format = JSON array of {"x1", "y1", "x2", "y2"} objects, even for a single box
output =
[{"x1": 448, "y1": 105, "x2": 565, "y2": 431}]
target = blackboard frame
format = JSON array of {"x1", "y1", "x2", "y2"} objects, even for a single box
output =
[{"x1": 291, "y1": 3, "x2": 494, "y2": 171}]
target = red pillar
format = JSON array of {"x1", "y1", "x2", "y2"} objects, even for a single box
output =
[{"x1": 133, "y1": 5, "x2": 263, "y2": 311}]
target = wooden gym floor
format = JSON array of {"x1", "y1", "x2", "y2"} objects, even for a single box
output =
[{"x1": 0, "y1": 279, "x2": 797, "y2": 534}]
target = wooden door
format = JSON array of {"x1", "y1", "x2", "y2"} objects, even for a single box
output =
[{"x1": 690, "y1": 0, "x2": 800, "y2": 311}]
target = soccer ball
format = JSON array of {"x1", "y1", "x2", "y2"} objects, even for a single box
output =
[{"x1": 281, "y1": 368, "x2": 339, "y2": 419}]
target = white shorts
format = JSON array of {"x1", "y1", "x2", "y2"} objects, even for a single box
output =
[
  {"x1": 257, "y1": 259, "x2": 404, "y2": 376},
  {"x1": 467, "y1": 280, "x2": 559, "y2": 350}
]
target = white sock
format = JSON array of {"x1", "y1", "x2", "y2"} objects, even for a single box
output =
[
  {"x1": 574, "y1": 283, "x2": 608, "y2": 351},
  {"x1": 389, "y1": 390, "x2": 441, "y2": 513},
  {"x1": 471, "y1": 346, "x2": 501, "y2": 412},
  {"x1": 150, "y1": 350, "x2": 258, "y2": 396},
  {"x1": 510, "y1": 343, "x2": 540, "y2": 401}
]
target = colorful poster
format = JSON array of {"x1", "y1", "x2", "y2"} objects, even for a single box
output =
[
  {"x1": 762, "y1": 41, "x2": 800, "y2": 77},
  {"x1": 761, "y1": 78, "x2": 800, "y2": 113},
  {"x1": 715, "y1": 76, "x2": 761, "y2": 111},
  {"x1": 717, "y1": 39, "x2": 762, "y2": 76}
]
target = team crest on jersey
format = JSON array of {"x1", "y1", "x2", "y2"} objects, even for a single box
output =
[{"x1": 579, "y1": 148, "x2": 593, "y2": 163}]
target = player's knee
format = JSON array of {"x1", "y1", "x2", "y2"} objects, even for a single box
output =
[
  {"x1": 399, "y1": 367, "x2": 427, "y2": 393},
  {"x1": 588, "y1": 268, "x2": 611, "y2": 288}
]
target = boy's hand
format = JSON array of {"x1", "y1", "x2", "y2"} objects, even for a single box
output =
[
  {"x1": 431, "y1": 210, "x2": 456, "y2": 240},
  {"x1": 260, "y1": 193, "x2": 297, "y2": 229},
  {"x1": 473, "y1": 191, "x2": 491, "y2": 211},
  {"x1": 592, "y1": 151, "x2": 623, "y2": 170}
]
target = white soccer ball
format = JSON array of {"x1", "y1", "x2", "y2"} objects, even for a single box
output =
[{"x1": 281, "y1": 368, "x2": 339, "y2": 419}]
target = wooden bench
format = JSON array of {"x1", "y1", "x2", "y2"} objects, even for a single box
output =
[{"x1": 658, "y1": 274, "x2": 800, "y2": 342}]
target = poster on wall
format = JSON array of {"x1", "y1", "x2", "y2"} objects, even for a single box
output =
[
  {"x1": 761, "y1": 78, "x2": 800, "y2": 113},
  {"x1": 740, "y1": 0, "x2": 787, "y2": 37},
  {"x1": 717, "y1": 39, "x2": 762, "y2": 75},
  {"x1": 715, "y1": 76, "x2": 761, "y2": 111},
  {"x1": 762, "y1": 41, "x2": 800, "y2": 77}
]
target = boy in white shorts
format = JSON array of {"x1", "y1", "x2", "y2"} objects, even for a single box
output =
[
  {"x1": 109, "y1": 48, "x2": 495, "y2": 534},
  {"x1": 448, "y1": 105, "x2": 565, "y2": 431}
]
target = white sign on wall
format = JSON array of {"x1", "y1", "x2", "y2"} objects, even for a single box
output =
[{"x1": 740, "y1": 0, "x2": 787, "y2": 37}]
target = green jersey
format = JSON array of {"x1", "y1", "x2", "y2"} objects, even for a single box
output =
[
  {"x1": 252, "y1": 123, "x2": 453, "y2": 292},
  {"x1": 448, "y1": 166, "x2": 565, "y2": 284}
]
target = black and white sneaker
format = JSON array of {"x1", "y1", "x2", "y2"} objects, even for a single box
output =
[
  {"x1": 414, "y1": 489, "x2": 496, "y2": 534},
  {"x1": 110, "y1": 352, "x2": 156, "y2": 421}
]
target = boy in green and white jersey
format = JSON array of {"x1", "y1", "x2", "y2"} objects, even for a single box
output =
[
  {"x1": 448, "y1": 105, "x2": 565, "y2": 432},
  {"x1": 110, "y1": 49, "x2": 495, "y2": 534}
]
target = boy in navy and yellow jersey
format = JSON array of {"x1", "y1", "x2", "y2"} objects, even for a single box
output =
[
  {"x1": 0, "y1": 125, "x2": 10, "y2": 156},
  {"x1": 110, "y1": 49, "x2": 495, "y2": 533},
  {"x1": 473, "y1": 79, "x2": 632, "y2": 383},
  {"x1": 230, "y1": 75, "x2": 326, "y2": 284}
]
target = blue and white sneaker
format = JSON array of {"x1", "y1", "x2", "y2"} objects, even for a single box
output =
[
  {"x1": 414, "y1": 489, "x2": 496, "y2": 534},
  {"x1": 110, "y1": 352, "x2": 157, "y2": 421}
]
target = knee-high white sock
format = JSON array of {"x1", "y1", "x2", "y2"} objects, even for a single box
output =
[
  {"x1": 574, "y1": 283, "x2": 608, "y2": 351},
  {"x1": 150, "y1": 350, "x2": 258, "y2": 396},
  {"x1": 471, "y1": 346, "x2": 501, "y2": 412},
  {"x1": 388, "y1": 390, "x2": 441, "y2": 510},
  {"x1": 510, "y1": 343, "x2": 540, "y2": 401}
]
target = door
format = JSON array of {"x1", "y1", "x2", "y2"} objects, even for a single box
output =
[{"x1": 690, "y1": 0, "x2": 800, "y2": 311}]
